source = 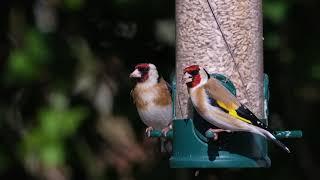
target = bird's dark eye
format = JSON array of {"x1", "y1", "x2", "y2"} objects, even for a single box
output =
[{"x1": 190, "y1": 70, "x2": 198, "y2": 76}]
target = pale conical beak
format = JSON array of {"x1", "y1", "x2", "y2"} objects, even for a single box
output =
[
  {"x1": 129, "y1": 69, "x2": 141, "y2": 78},
  {"x1": 183, "y1": 72, "x2": 193, "y2": 84}
]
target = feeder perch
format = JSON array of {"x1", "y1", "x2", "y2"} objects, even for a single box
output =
[{"x1": 149, "y1": 74, "x2": 302, "y2": 168}]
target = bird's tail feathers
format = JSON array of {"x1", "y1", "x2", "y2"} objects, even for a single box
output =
[{"x1": 262, "y1": 129, "x2": 291, "y2": 153}]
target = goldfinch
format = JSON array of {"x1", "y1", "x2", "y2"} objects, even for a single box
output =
[
  {"x1": 183, "y1": 65, "x2": 290, "y2": 153},
  {"x1": 130, "y1": 63, "x2": 172, "y2": 137}
]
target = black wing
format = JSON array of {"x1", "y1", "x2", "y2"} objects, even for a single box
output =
[{"x1": 236, "y1": 104, "x2": 271, "y2": 132}]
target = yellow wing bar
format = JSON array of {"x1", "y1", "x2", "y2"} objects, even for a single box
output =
[{"x1": 216, "y1": 100, "x2": 252, "y2": 124}]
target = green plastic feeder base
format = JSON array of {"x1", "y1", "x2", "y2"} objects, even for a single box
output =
[
  {"x1": 170, "y1": 153, "x2": 270, "y2": 168},
  {"x1": 169, "y1": 119, "x2": 271, "y2": 168}
]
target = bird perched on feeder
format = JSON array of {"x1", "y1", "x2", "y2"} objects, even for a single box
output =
[
  {"x1": 130, "y1": 63, "x2": 172, "y2": 138},
  {"x1": 183, "y1": 65, "x2": 290, "y2": 153}
]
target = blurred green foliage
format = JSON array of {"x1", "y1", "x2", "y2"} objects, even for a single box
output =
[
  {"x1": 265, "y1": 33, "x2": 280, "y2": 50},
  {"x1": 264, "y1": 0, "x2": 288, "y2": 24},
  {"x1": 64, "y1": 0, "x2": 85, "y2": 10},
  {"x1": 17, "y1": 91, "x2": 87, "y2": 167},
  {"x1": 263, "y1": 0, "x2": 287, "y2": 51},
  {"x1": 311, "y1": 64, "x2": 320, "y2": 80},
  {"x1": 7, "y1": 29, "x2": 50, "y2": 83},
  {"x1": 21, "y1": 103, "x2": 88, "y2": 166}
]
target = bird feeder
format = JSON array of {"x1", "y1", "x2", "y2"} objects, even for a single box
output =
[{"x1": 150, "y1": 73, "x2": 302, "y2": 168}]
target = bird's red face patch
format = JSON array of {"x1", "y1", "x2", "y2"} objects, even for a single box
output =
[
  {"x1": 183, "y1": 65, "x2": 201, "y2": 88},
  {"x1": 133, "y1": 63, "x2": 150, "y2": 82}
]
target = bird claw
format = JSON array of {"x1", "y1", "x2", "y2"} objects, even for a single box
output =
[
  {"x1": 207, "y1": 128, "x2": 231, "y2": 141},
  {"x1": 145, "y1": 127, "x2": 153, "y2": 137},
  {"x1": 161, "y1": 125, "x2": 172, "y2": 137}
]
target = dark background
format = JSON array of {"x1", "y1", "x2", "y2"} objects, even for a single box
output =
[{"x1": 0, "y1": 0, "x2": 319, "y2": 180}]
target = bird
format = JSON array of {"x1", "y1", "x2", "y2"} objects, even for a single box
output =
[
  {"x1": 183, "y1": 65, "x2": 290, "y2": 153},
  {"x1": 130, "y1": 63, "x2": 173, "y2": 138}
]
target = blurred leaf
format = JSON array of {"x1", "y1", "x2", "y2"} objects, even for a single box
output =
[
  {"x1": 25, "y1": 30, "x2": 49, "y2": 63},
  {"x1": 21, "y1": 102, "x2": 88, "y2": 167},
  {"x1": 23, "y1": 129, "x2": 42, "y2": 152},
  {"x1": 64, "y1": 0, "x2": 85, "y2": 10},
  {"x1": 311, "y1": 64, "x2": 320, "y2": 80},
  {"x1": 49, "y1": 92, "x2": 69, "y2": 110},
  {"x1": 265, "y1": 33, "x2": 280, "y2": 49},
  {"x1": 39, "y1": 110, "x2": 64, "y2": 139},
  {"x1": 62, "y1": 107, "x2": 88, "y2": 135},
  {"x1": 7, "y1": 50, "x2": 38, "y2": 81},
  {"x1": 6, "y1": 29, "x2": 50, "y2": 83},
  {"x1": 40, "y1": 142, "x2": 64, "y2": 166},
  {"x1": 0, "y1": 149, "x2": 9, "y2": 173},
  {"x1": 38, "y1": 106, "x2": 88, "y2": 138},
  {"x1": 264, "y1": 1, "x2": 288, "y2": 24}
]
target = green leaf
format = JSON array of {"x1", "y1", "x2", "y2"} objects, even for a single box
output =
[
  {"x1": 7, "y1": 50, "x2": 38, "y2": 81},
  {"x1": 39, "y1": 109, "x2": 64, "y2": 139},
  {"x1": 6, "y1": 29, "x2": 50, "y2": 83},
  {"x1": 265, "y1": 33, "x2": 280, "y2": 49},
  {"x1": 38, "y1": 106, "x2": 88, "y2": 139},
  {"x1": 25, "y1": 30, "x2": 49, "y2": 62},
  {"x1": 22, "y1": 128, "x2": 44, "y2": 153},
  {"x1": 264, "y1": 1, "x2": 288, "y2": 23},
  {"x1": 61, "y1": 107, "x2": 88, "y2": 136},
  {"x1": 40, "y1": 142, "x2": 65, "y2": 166},
  {"x1": 21, "y1": 104, "x2": 88, "y2": 167},
  {"x1": 0, "y1": 149, "x2": 9, "y2": 173},
  {"x1": 64, "y1": 0, "x2": 85, "y2": 10},
  {"x1": 311, "y1": 64, "x2": 320, "y2": 80}
]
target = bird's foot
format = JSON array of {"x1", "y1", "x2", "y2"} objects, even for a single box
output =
[
  {"x1": 145, "y1": 127, "x2": 154, "y2": 137},
  {"x1": 206, "y1": 128, "x2": 231, "y2": 141},
  {"x1": 161, "y1": 124, "x2": 172, "y2": 137}
]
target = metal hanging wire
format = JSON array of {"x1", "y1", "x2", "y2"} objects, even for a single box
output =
[
  {"x1": 205, "y1": 0, "x2": 251, "y2": 104},
  {"x1": 176, "y1": 0, "x2": 254, "y2": 118}
]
